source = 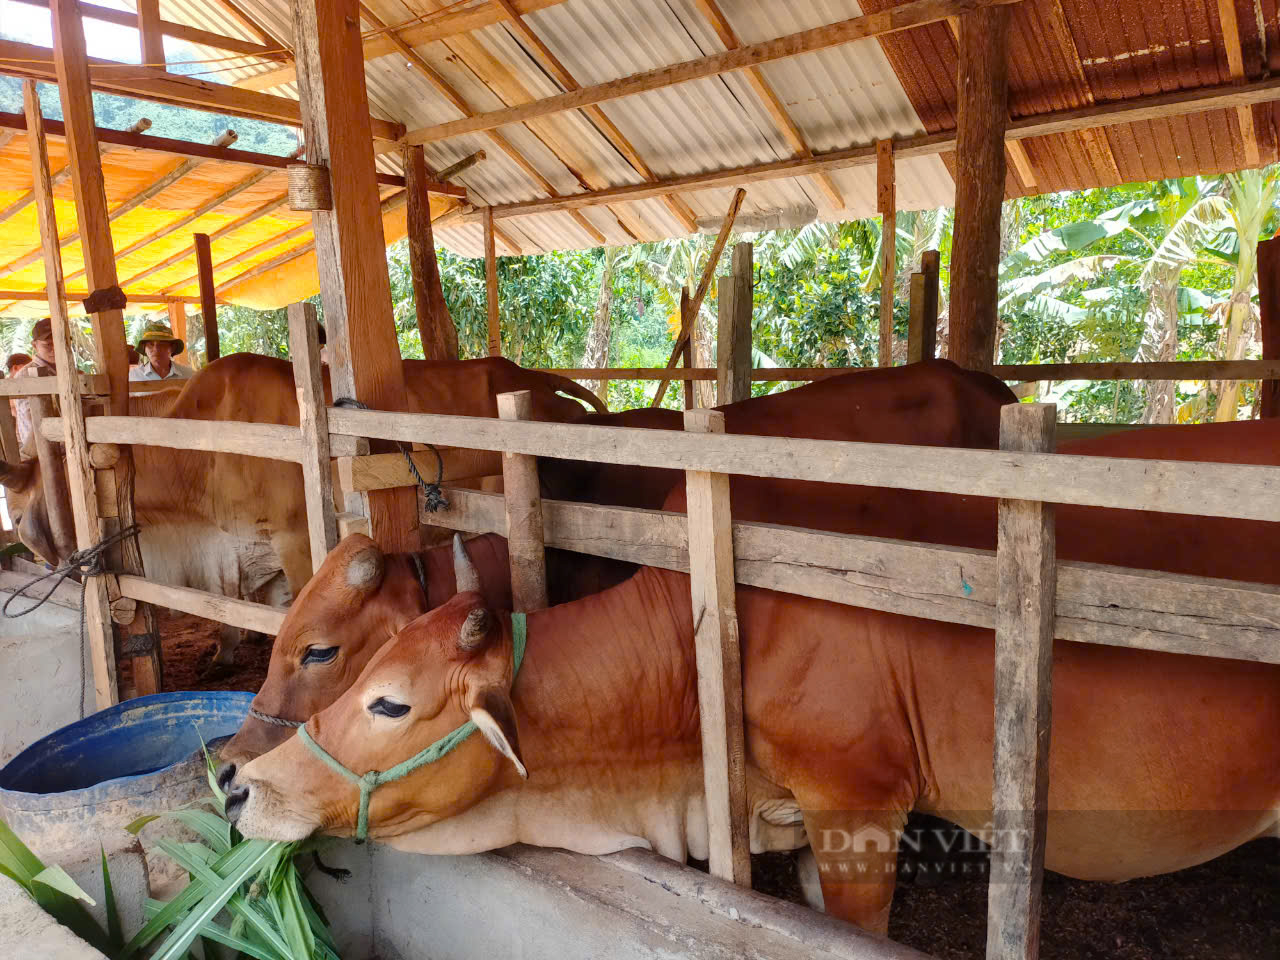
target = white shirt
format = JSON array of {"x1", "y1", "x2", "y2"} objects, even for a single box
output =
[{"x1": 130, "y1": 360, "x2": 194, "y2": 381}]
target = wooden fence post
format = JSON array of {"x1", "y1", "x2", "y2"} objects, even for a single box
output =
[
  {"x1": 921, "y1": 249, "x2": 939, "y2": 361},
  {"x1": 497, "y1": 391, "x2": 548, "y2": 612},
  {"x1": 0, "y1": 395, "x2": 19, "y2": 462},
  {"x1": 717, "y1": 243, "x2": 753, "y2": 405},
  {"x1": 986, "y1": 401, "x2": 1057, "y2": 960},
  {"x1": 680, "y1": 287, "x2": 694, "y2": 410},
  {"x1": 1259, "y1": 236, "x2": 1279, "y2": 417},
  {"x1": 877, "y1": 139, "x2": 896, "y2": 367},
  {"x1": 194, "y1": 233, "x2": 220, "y2": 363},
  {"x1": 166, "y1": 301, "x2": 189, "y2": 366},
  {"x1": 683, "y1": 408, "x2": 751, "y2": 886},
  {"x1": 908, "y1": 272, "x2": 927, "y2": 364},
  {"x1": 289, "y1": 302, "x2": 337, "y2": 575},
  {"x1": 485, "y1": 207, "x2": 501, "y2": 357}
]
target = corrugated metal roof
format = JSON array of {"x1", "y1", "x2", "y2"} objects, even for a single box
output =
[{"x1": 1, "y1": 0, "x2": 1273, "y2": 309}]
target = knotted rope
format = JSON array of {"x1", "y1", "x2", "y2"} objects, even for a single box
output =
[
  {"x1": 3, "y1": 524, "x2": 142, "y2": 718},
  {"x1": 332, "y1": 398, "x2": 448, "y2": 513}
]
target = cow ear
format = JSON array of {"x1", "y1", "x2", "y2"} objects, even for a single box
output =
[
  {"x1": 467, "y1": 687, "x2": 526, "y2": 779},
  {"x1": 345, "y1": 544, "x2": 385, "y2": 593},
  {"x1": 0, "y1": 458, "x2": 36, "y2": 493}
]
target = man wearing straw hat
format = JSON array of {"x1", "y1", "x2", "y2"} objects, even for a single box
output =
[{"x1": 130, "y1": 321, "x2": 194, "y2": 382}]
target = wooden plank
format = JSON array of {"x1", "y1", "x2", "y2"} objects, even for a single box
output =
[
  {"x1": 293, "y1": 0, "x2": 418, "y2": 553},
  {"x1": 337, "y1": 448, "x2": 502, "y2": 492},
  {"x1": 328, "y1": 407, "x2": 1280, "y2": 523},
  {"x1": 681, "y1": 288, "x2": 695, "y2": 410},
  {"x1": 986, "y1": 403, "x2": 1057, "y2": 960},
  {"x1": 0, "y1": 113, "x2": 428, "y2": 190},
  {"x1": 0, "y1": 374, "x2": 103, "y2": 396},
  {"x1": 1260, "y1": 236, "x2": 1280, "y2": 417},
  {"x1": 136, "y1": 0, "x2": 164, "y2": 67},
  {"x1": 117, "y1": 574, "x2": 285, "y2": 635},
  {"x1": 237, "y1": 0, "x2": 572, "y2": 92},
  {"x1": 950, "y1": 4, "x2": 1010, "y2": 372},
  {"x1": 651, "y1": 188, "x2": 746, "y2": 406},
  {"x1": 404, "y1": 144, "x2": 458, "y2": 362},
  {"x1": 403, "y1": 0, "x2": 1021, "y2": 145},
  {"x1": 0, "y1": 37, "x2": 404, "y2": 141},
  {"x1": 908, "y1": 272, "x2": 927, "y2": 364},
  {"x1": 193, "y1": 233, "x2": 220, "y2": 362},
  {"x1": 0, "y1": 390, "x2": 18, "y2": 461},
  {"x1": 485, "y1": 207, "x2": 501, "y2": 357},
  {"x1": 425, "y1": 486, "x2": 1280, "y2": 664},
  {"x1": 166, "y1": 302, "x2": 189, "y2": 365},
  {"x1": 1214, "y1": 0, "x2": 1260, "y2": 167},
  {"x1": 716, "y1": 243, "x2": 752, "y2": 404},
  {"x1": 497, "y1": 391, "x2": 548, "y2": 612},
  {"x1": 28, "y1": 396, "x2": 76, "y2": 565},
  {"x1": 682, "y1": 409, "x2": 751, "y2": 886},
  {"x1": 41, "y1": 415, "x2": 303, "y2": 461},
  {"x1": 23, "y1": 78, "x2": 117, "y2": 707},
  {"x1": 289, "y1": 302, "x2": 337, "y2": 576},
  {"x1": 921, "y1": 249, "x2": 940, "y2": 362},
  {"x1": 877, "y1": 139, "x2": 896, "y2": 367},
  {"x1": 209, "y1": 0, "x2": 287, "y2": 52},
  {"x1": 463, "y1": 76, "x2": 1280, "y2": 224}
]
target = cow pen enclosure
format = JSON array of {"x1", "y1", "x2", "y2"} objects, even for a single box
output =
[{"x1": 3, "y1": 0, "x2": 1280, "y2": 956}]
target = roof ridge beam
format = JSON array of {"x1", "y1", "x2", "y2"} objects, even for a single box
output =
[{"x1": 403, "y1": 0, "x2": 1021, "y2": 146}]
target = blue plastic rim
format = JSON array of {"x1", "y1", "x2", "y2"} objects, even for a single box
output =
[{"x1": 0, "y1": 691, "x2": 253, "y2": 798}]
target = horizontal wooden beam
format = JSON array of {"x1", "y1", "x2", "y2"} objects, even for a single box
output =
[
  {"x1": 0, "y1": 111, "x2": 458, "y2": 192},
  {"x1": 539, "y1": 359, "x2": 1280, "y2": 381},
  {"x1": 0, "y1": 288, "x2": 220, "y2": 305},
  {"x1": 0, "y1": 373, "x2": 104, "y2": 396},
  {"x1": 405, "y1": 0, "x2": 1016, "y2": 146},
  {"x1": 41, "y1": 415, "x2": 303, "y2": 461},
  {"x1": 427, "y1": 488, "x2": 1280, "y2": 664},
  {"x1": 336, "y1": 447, "x2": 502, "y2": 493},
  {"x1": 459, "y1": 74, "x2": 1280, "y2": 222},
  {"x1": 0, "y1": 37, "x2": 404, "y2": 141},
  {"x1": 10, "y1": 0, "x2": 287, "y2": 59},
  {"x1": 237, "y1": 0, "x2": 570, "y2": 92},
  {"x1": 327, "y1": 406, "x2": 1280, "y2": 523},
  {"x1": 116, "y1": 574, "x2": 285, "y2": 635}
]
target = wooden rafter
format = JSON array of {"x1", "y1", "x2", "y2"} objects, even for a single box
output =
[
  {"x1": 1216, "y1": 0, "x2": 1261, "y2": 167},
  {"x1": 237, "y1": 0, "x2": 571, "y2": 92},
  {"x1": 458, "y1": 73, "x2": 1280, "y2": 223},
  {"x1": 209, "y1": 0, "x2": 290, "y2": 53},
  {"x1": 690, "y1": 0, "x2": 844, "y2": 211},
  {"x1": 494, "y1": 0, "x2": 700, "y2": 233},
  {"x1": 159, "y1": 219, "x2": 313, "y2": 295},
  {"x1": 403, "y1": 0, "x2": 1020, "y2": 145},
  {"x1": 354, "y1": 2, "x2": 603, "y2": 247},
  {"x1": 13, "y1": 0, "x2": 286, "y2": 60},
  {"x1": 0, "y1": 37, "x2": 404, "y2": 140}
]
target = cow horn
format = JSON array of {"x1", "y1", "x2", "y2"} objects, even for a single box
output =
[
  {"x1": 345, "y1": 544, "x2": 385, "y2": 593},
  {"x1": 453, "y1": 534, "x2": 481, "y2": 594},
  {"x1": 458, "y1": 608, "x2": 491, "y2": 653}
]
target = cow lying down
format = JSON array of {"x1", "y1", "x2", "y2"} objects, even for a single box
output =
[{"x1": 220, "y1": 418, "x2": 1280, "y2": 935}]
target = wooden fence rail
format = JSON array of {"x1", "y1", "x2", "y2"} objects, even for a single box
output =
[{"x1": 41, "y1": 415, "x2": 304, "y2": 462}]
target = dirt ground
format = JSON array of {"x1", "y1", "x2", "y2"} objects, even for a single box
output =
[{"x1": 146, "y1": 613, "x2": 1278, "y2": 959}]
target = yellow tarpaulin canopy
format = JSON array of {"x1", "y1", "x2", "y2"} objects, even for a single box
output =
[{"x1": 0, "y1": 134, "x2": 457, "y2": 319}]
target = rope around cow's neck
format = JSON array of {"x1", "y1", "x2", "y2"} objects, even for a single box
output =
[{"x1": 298, "y1": 612, "x2": 526, "y2": 842}]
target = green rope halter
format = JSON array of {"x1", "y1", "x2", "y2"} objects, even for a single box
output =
[{"x1": 298, "y1": 612, "x2": 526, "y2": 841}]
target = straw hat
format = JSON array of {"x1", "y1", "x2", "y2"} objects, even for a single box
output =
[{"x1": 136, "y1": 321, "x2": 184, "y2": 356}]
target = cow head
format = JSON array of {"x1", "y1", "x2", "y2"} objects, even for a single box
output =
[
  {"x1": 222, "y1": 538, "x2": 525, "y2": 842},
  {"x1": 0, "y1": 457, "x2": 63, "y2": 566},
  {"x1": 220, "y1": 534, "x2": 431, "y2": 764}
]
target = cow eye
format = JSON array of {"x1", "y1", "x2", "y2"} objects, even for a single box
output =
[
  {"x1": 368, "y1": 697, "x2": 410, "y2": 719},
  {"x1": 301, "y1": 645, "x2": 338, "y2": 666}
]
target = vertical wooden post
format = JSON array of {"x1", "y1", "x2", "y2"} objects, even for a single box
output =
[
  {"x1": 497, "y1": 391, "x2": 547, "y2": 612},
  {"x1": 0, "y1": 395, "x2": 18, "y2": 462},
  {"x1": 289, "y1": 302, "x2": 337, "y2": 576},
  {"x1": 29, "y1": 393, "x2": 76, "y2": 561},
  {"x1": 716, "y1": 242, "x2": 752, "y2": 405},
  {"x1": 404, "y1": 143, "x2": 458, "y2": 362},
  {"x1": 1258, "y1": 236, "x2": 1279, "y2": 417},
  {"x1": 166, "y1": 301, "x2": 189, "y2": 365},
  {"x1": 949, "y1": 7, "x2": 1011, "y2": 372},
  {"x1": 193, "y1": 233, "x2": 220, "y2": 363},
  {"x1": 484, "y1": 206, "x2": 501, "y2": 357},
  {"x1": 877, "y1": 139, "x2": 896, "y2": 368},
  {"x1": 921, "y1": 248, "x2": 940, "y2": 362},
  {"x1": 137, "y1": 0, "x2": 164, "y2": 67},
  {"x1": 908, "y1": 272, "x2": 927, "y2": 364},
  {"x1": 680, "y1": 287, "x2": 695, "y2": 410},
  {"x1": 293, "y1": 0, "x2": 418, "y2": 553},
  {"x1": 683, "y1": 408, "x2": 750, "y2": 887},
  {"x1": 986, "y1": 402, "x2": 1057, "y2": 960}
]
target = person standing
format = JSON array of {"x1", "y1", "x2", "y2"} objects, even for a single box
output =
[
  {"x1": 13, "y1": 318, "x2": 57, "y2": 450},
  {"x1": 130, "y1": 321, "x2": 194, "y2": 382}
]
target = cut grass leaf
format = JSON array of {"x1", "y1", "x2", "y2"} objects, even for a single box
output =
[
  {"x1": 33, "y1": 864, "x2": 96, "y2": 906},
  {"x1": 101, "y1": 848, "x2": 123, "y2": 951}
]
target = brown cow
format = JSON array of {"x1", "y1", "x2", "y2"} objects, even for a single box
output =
[
  {"x1": 0, "y1": 353, "x2": 605, "y2": 663},
  {"x1": 222, "y1": 534, "x2": 1280, "y2": 935},
  {"x1": 222, "y1": 360, "x2": 1018, "y2": 759}
]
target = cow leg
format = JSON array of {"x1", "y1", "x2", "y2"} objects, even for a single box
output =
[
  {"x1": 800, "y1": 806, "x2": 908, "y2": 935},
  {"x1": 271, "y1": 530, "x2": 317, "y2": 600}
]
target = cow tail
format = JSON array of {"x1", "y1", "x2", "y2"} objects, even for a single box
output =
[{"x1": 551, "y1": 375, "x2": 610, "y2": 414}]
